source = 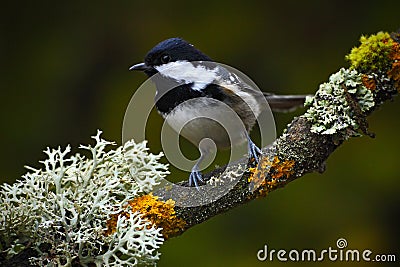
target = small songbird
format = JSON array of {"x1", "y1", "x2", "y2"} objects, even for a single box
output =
[{"x1": 130, "y1": 38, "x2": 307, "y2": 188}]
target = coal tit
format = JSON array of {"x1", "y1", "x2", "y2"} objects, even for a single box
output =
[{"x1": 130, "y1": 38, "x2": 307, "y2": 188}]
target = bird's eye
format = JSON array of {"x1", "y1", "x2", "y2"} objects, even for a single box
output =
[{"x1": 161, "y1": 54, "x2": 171, "y2": 64}]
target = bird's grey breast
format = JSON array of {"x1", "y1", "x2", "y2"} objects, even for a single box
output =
[{"x1": 163, "y1": 97, "x2": 248, "y2": 150}]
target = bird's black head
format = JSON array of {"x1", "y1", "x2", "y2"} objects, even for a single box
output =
[{"x1": 130, "y1": 38, "x2": 212, "y2": 76}]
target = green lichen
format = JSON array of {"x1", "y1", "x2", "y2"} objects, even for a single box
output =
[
  {"x1": 304, "y1": 68, "x2": 374, "y2": 136},
  {"x1": 346, "y1": 31, "x2": 394, "y2": 72}
]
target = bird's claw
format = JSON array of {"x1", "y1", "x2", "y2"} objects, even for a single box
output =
[
  {"x1": 188, "y1": 168, "x2": 204, "y2": 190},
  {"x1": 248, "y1": 138, "x2": 262, "y2": 164}
]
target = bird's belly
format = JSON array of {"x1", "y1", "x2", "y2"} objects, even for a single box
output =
[{"x1": 163, "y1": 97, "x2": 247, "y2": 149}]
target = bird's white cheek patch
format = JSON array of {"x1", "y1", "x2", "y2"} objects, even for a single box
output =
[{"x1": 155, "y1": 61, "x2": 218, "y2": 91}]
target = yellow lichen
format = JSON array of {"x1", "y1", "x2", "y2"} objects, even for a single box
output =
[
  {"x1": 346, "y1": 31, "x2": 400, "y2": 92},
  {"x1": 105, "y1": 194, "x2": 186, "y2": 239},
  {"x1": 346, "y1": 32, "x2": 394, "y2": 72},
  {"x1": 248, "y1": 167, "x2": 256, "y2": 174}
]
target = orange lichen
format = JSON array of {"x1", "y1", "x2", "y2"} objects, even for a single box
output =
[
  {"x1": 248, "y1": 157, "x2": 270, "y2": 188},
  {"x1": 362, "y1": 74, "x2": 376, "y2": 90},
  {"x1": 269, "y1": 156, "x2": 295, "y2": 180},
  {"x1": 389, "y1": 42, "x2": 400, "y2": 61},
  {"x1": 388, "y1": 42, "x2": 400, "y2": 91},
  {"x1": 105, "y1": 194, "x2": 186, "y2": 239},
  {"x1": 104, "y1": 211, "x2": 129, "y2": 236},
  {"x1": 249, "y1": 156, "x2": 295, "y2": 197}
]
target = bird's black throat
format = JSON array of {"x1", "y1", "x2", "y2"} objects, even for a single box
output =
[{"x1": 154, "y1": 80, "x2": 227, "y2": 115}]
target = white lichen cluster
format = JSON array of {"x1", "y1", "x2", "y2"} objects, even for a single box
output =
[
  {"x1": 207, "y1": 162, "x2": 247, "y2": 186},
  {"x1": 0, "y1": 131, "x2": 169, "y2": 266},
  {"x1": 304, "y1": 68, "x2": 375, "y2": 135}
]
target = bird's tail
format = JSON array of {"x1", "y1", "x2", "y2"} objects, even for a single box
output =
[{"x1": 263, "y1": 93, "x2": 309, "y2": 112}]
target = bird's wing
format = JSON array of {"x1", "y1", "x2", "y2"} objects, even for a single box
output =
[
  {"x1": 262, "y1": 93, "x2": 309, "y2": 113},
  {"x1": 215, "y1": 64, "x2": 309, "y2": 112}
]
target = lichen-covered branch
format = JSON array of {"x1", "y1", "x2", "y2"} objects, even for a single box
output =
[
  {"x1": 144, "y1": 30, "x2": 400, "y2": 238},
  {"x1": 1, "y1": 30, "x2": 399, "y2": 267}
]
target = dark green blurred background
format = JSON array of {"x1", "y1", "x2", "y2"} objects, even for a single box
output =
[{"x1": 1, "y1": 1, "x2": 399, "y2": 266}]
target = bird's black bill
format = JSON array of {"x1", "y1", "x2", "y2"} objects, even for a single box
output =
[{"x1": 129, "y1": 62, "x2": 148, "y2": 71}]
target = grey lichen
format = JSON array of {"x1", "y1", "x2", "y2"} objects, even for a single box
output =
[
  {"x1": 303, "y1": 68, "x2": 374, "y2": 136},
  {"x1": 0, "y1": 131, "x2": 169, "y2": 266}
]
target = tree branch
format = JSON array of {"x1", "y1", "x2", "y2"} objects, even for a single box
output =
[{"x1": 152, "y1": 30, "x2": 400, "y2": 238}]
